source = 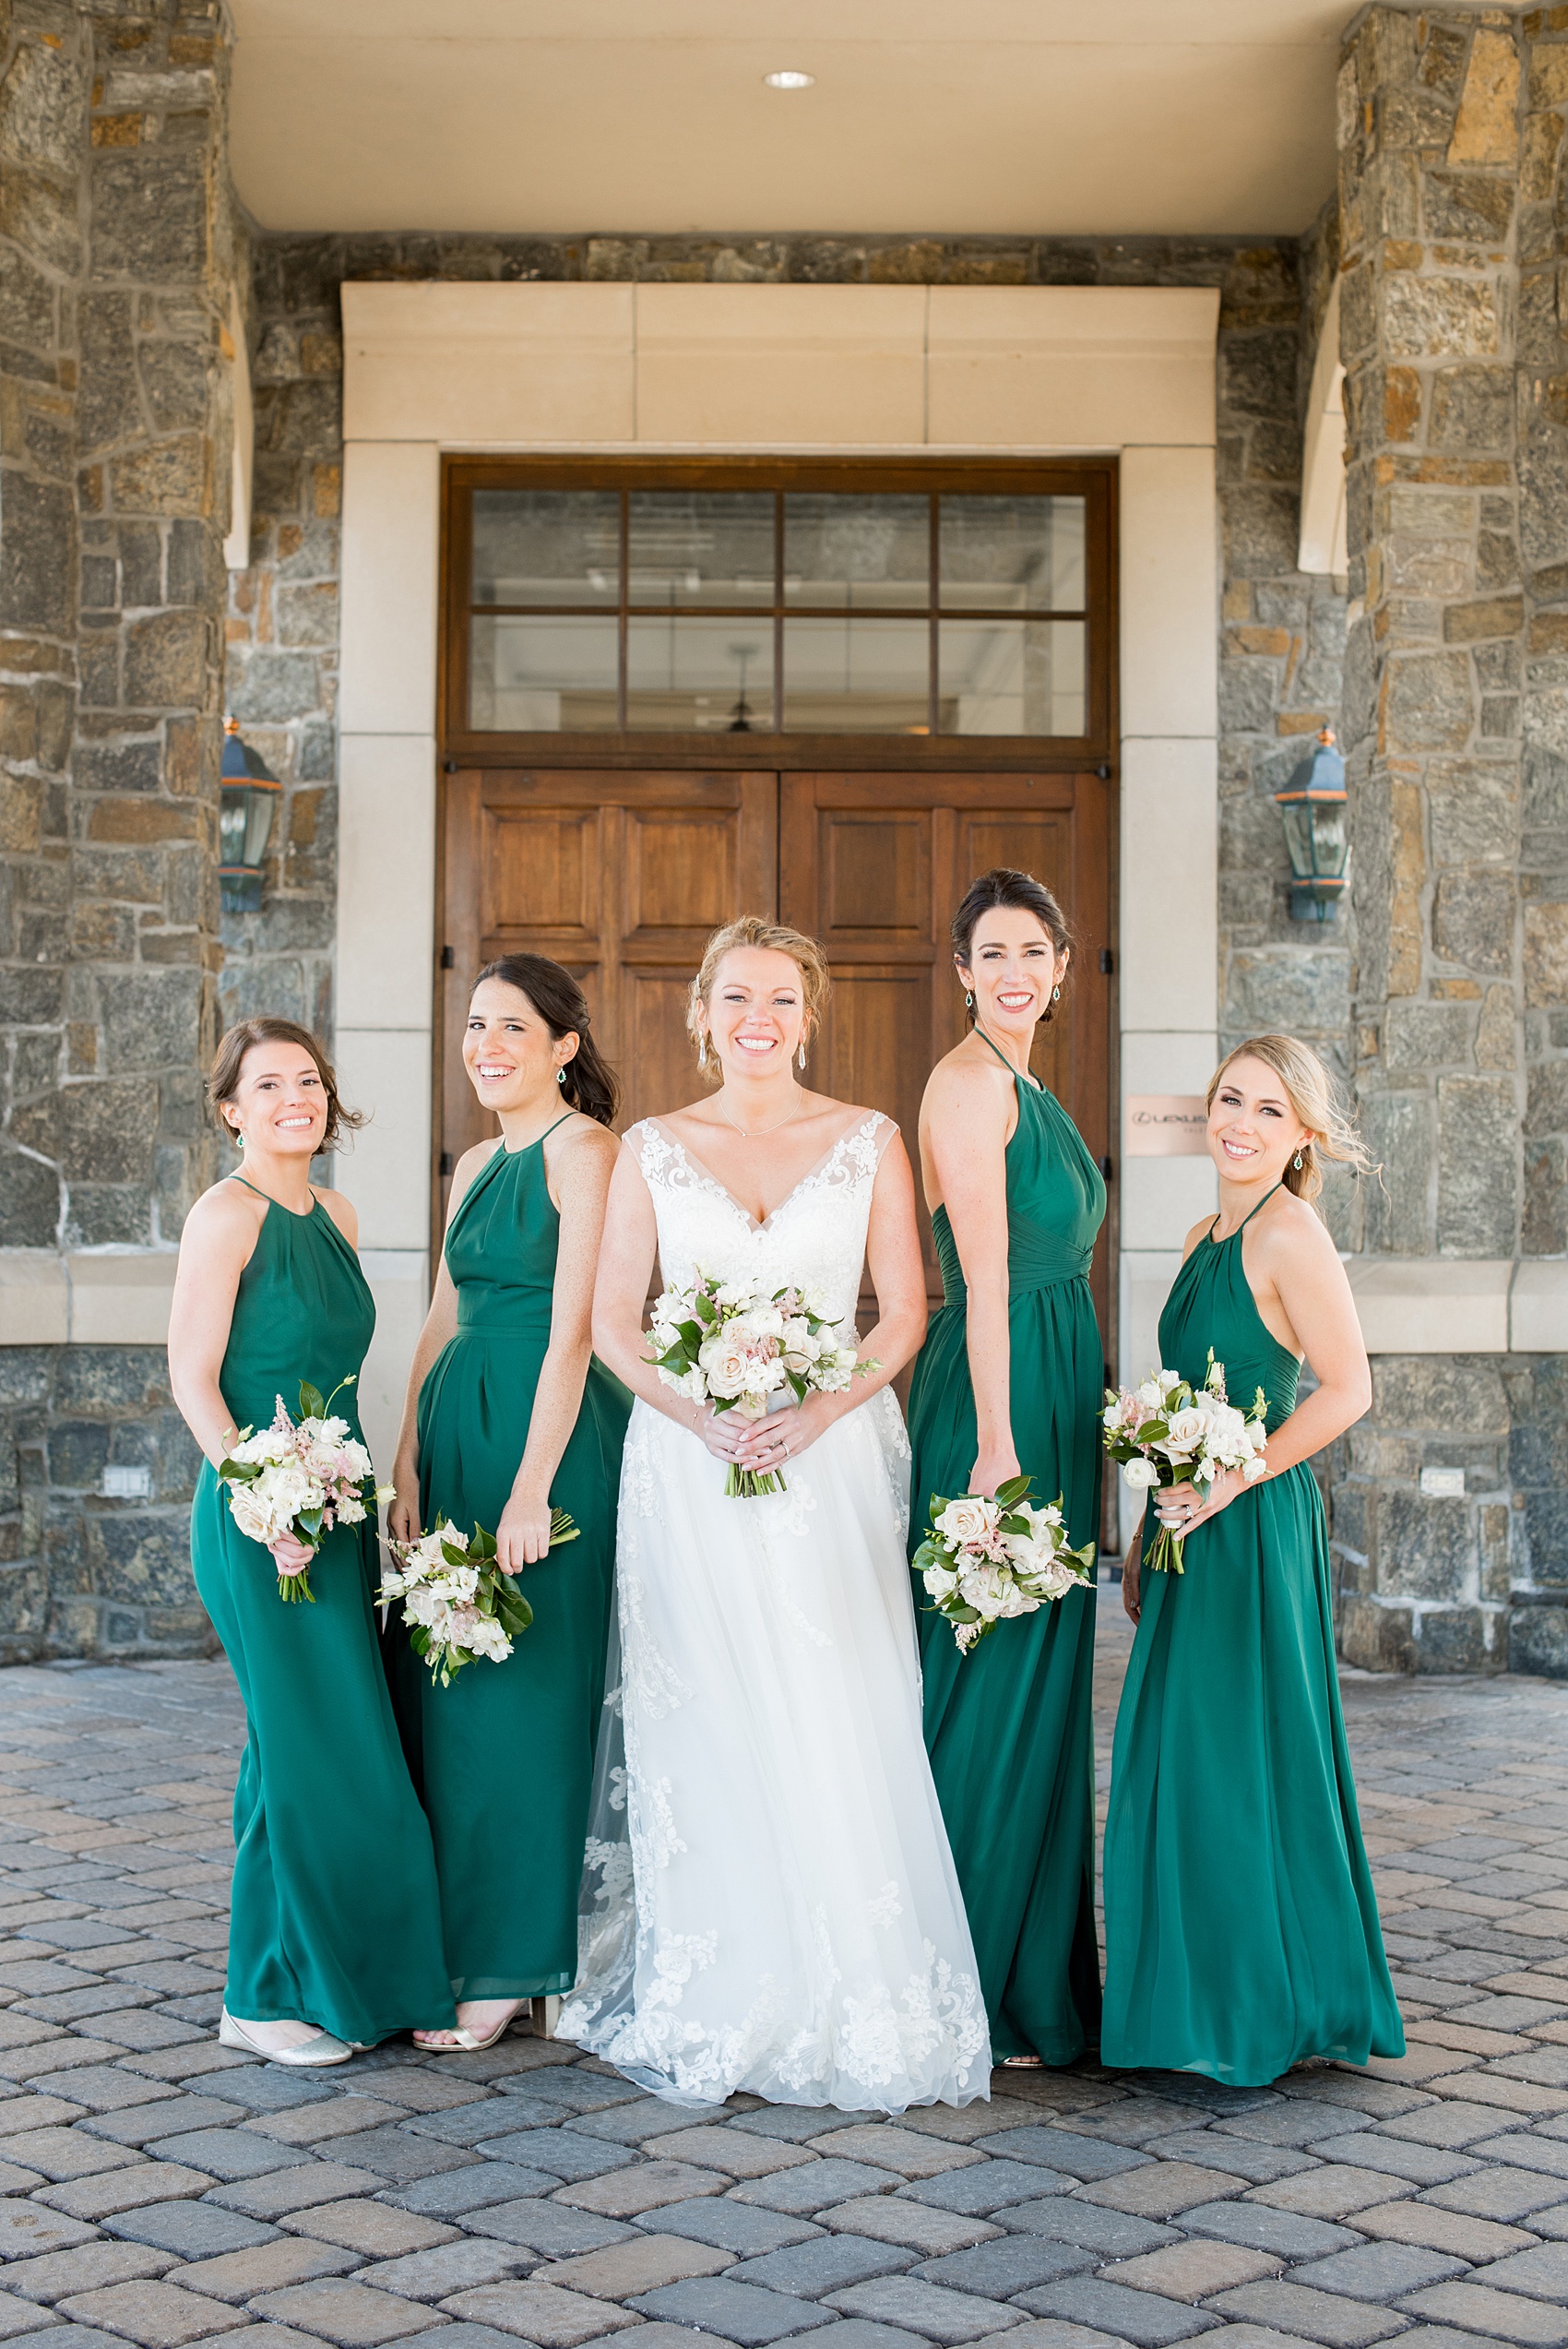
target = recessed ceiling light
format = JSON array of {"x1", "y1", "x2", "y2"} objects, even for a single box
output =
[{"x1": 764, "y1": 69, "x2": 815, "y2": 89}]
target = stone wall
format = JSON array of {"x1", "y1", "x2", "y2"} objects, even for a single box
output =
[
  {"x1": 1330, "y1": 5, "x2": 1568, "y2": 1674},
  {"x1": 0, "y1": 0, "x2": 236, "y2": 1659}
]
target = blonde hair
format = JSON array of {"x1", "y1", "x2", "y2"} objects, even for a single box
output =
[
  {"x1": 686, "y1": 915, "x2": 832, "y2": 1085},
  {"x1": 1206, "y1": 1033, "x2": 1372, "y2": 1204}
]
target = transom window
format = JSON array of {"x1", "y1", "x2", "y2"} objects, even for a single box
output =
[{"x1": 444, "y1": 459, "x2": 1112, "y2": 754}]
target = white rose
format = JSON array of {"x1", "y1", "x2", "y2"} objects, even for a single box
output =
[
  {"x1": 467, "y1": 1616, "x2": 513, "y2": 1663},
  {"x1": 336, "y1": 1496, "x2": 367, "y2": 1525},
  {"x1": 1157, "y1": 1368, "x2": 1182, "y2": 1394},
  {"x1": 746, "y1": 1303, "x2": 784, "y2": 1341},
  {"x1": 1165, "y1": 1406, "x2": 1207, "y2": 1455},
  {"x1": 1242, "y1": 1454, "x2": 1269, "y2": 1483},
  {"x1": 713, "y1": 1282, "x2": 753, "y2": 1309},
  {"x1": 922, "y1": 1564, "x2": 962, "y2": 1603},
  {"x1": 698, "y1": 1330, "x2": 754, "y2": 1399},
  {"x1": 229, "y1": 1484, "x2": 290, "y2": 1545},
  {"x1": 1031, "y1": 1554, "x2": 1084, "y2": 1602},
  {"x1": 1122, "y1": 1457, "x2": 1159, "y2": 1491},
  {"x1": 1134, "y1": 1379, "x2": 1166, "y2": 1415},
  {"x1": 1102, "y1": 1397, "x2": 1126, "y2": 1431},
  {"x1": 958, "y1": 1562, "x2": 1027, "y2": 1619},
  {"x1": 936, "y1": 1496, "x2": 995, "y2": 1545},
  {"x1": 404, "y1": 1583, "x2": 448, "y2": 1629}
]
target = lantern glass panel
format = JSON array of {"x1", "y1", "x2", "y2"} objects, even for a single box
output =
[
  {"x1": 1310, "y1": 804, "x2": 1348, "y2": 876},
  {"x1": 219, "y1": 792, "x2": 248, "y2": 866},
  {"x1": 1279, "y1": 802, "x2": 1316, "y2": 878},
  {"x1": 243, "y1": 787, "x2": 277, "y2": 867}
]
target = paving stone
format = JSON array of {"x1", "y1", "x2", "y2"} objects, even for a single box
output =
[
  {"x1": 103, "y1": 2204, "x2": 280, "y2": 2259},
  {"x1": 972, "y1": 2132, "x2": 1150, "y2": 2186},
  {"x1": 410, "y1": 2329, "x2": 533, "y2": 2349},
  {"x1": 0, "y1": 2243, "x2": 178, "y2": 2304},
  {"x1": 1290, "y1": 2243, "x2": 1469, "y2": 2299},
  {"x1": 963, "y1": 2327, "x2": 1127, "y2": 2349},
  {"x1": 1009, "y1": 2279, "x2": 1215, "y2": 2347},
  {"x1": 1463, "y1": 2241, "x2": 1568, "y2": 2299},
  {"x1": 464, "y1": 2200, "x2": 635, "y2": 2256},
  {"x1": 81, "y1": 2097, "x2": 241, "y2": 2148},
  {"x1": 897, "y1": 2163, "x2": 1074, "y2": 2219},
  {"x1": 281, "y1": 2201, "x2": 459, "y2": 2256},
  {"x1": 355, "y1": 2241, "x2": 536, "y2": 2299},
  {"x1": 0, "y1": 2096, "x2": 89, "y2": 2133},
  {"x1": 729, "y1": 2241, "x2": 915, "y2": 2299},
  {"x1": 1204, "y1": 2283, "x2": 1411, "y2": 2346},
  {"x1": 208, "y1": 2163, "x2": 386, "y2": 2217},
  {"x1": 172, "y1": 2235, "x2": 364, "y2": 2299},
  {"x1": 1247, "y1": 2170, "x2": 1419, "y2": 2222},
  {"x1": 445, "y1": 2279, "x2": 645, "y2": 2343},
  {"x1": 54, "y1": 2278, "x2": 252, "y2": 2346},
  {"x1": 556, "y1": 2156, "x2": 729, "y2": 2217},
  {"x1": 910, "y1": 2239, "x2": 1098, "y2": 2296},
  {"x1": 383, "y1": 2163, "x2": 558, "y2": 2218},
  {"x1": 0, "y1": 2293, "x2": 55, "y2": 2339},
  {"x1": 1001, "y1": 2200, "x2": 1180, "y2": 2259},
  {"x1": 652, "y1": 2128, "x2": 821, "y2": 2181},
  {"x1": 1178, "y1": 2202, "x2": 1363, "y2": 2260},
  {"x1": 819, "y1": 2202, "x2": 1002, "y2": 2259},
  {"x1": 475, "y1": 2128, "x2": 632, "y2": 2184},
  {"x1": 825, "y1": 2277, "x2": 1024, "y2": 2343},
  {"x1": 318, "y1": 2128, "x2": 480, "y2": 2184},
  {"x1": 642, "y1": 2199, "x2": 826, "y2": 2256},
  {"x1": 1081, "y1": 2164, "x2": 1248, "y2": 2223},
  {"x1": 199, "y1": 2069, "x2": 336, "y2": 2116},
  {"x1": 0, "y1": 2205, "x2": 100, "y2": 2259},
  {"x1": 249, "y1": 2278, "x2": 447, "y2": 2342},
  {"x1": 1138, "y1": 2134, "x2": 1314, "y2": 2188},
  {"x1": 42, "y1": 2164, "x2": 217, "y2": 2221},
  {"x1": 258, "y1": 2098, "x2": 412, "y2": 2146},
  {"x1": 1107, "y1": 2243, "x2": 1284, "y2": 2301},
  {"x1": 0, "y1": 2159, "x2": 47, "y2": 2192},
  {"x1": 1396, "y1": 2283, "x2": 1568, "y2": 2346},
  {"x1": 1353, "y1": 2204, "x2": 1535, "y2": 2261},
  {"x1": 1465, "y1": 2135, "x2": 1568, "y2": 2180},
  {"x1": 626, "y1": 2279, "x2": 834, "y2": 2344},
  {"x1": 4, "y1": 2127, "x2": 142, "y2": 2181},
  {"x1": 1311, "y1": 2137, "x2": 1479, "y2": 2188},
  {"x1": 549, "y1": 2232, "x2": 737, "y2": 2298},
  {"x1": 732, "y1": 2162, "x2": 905, "y2": 2215},
  {"x1": 734, "y1": 2111, "x2": 885, "y2": 2147},
  {"x1": 1424, "y1": 2168, "x2": 1568, "y2": 2222},
  {"x1": 571, "y1": 2102, "x2": 721, "y2": 2149},
  {"x1": 23, "y1": 2070, "x2": 179, "y2": 2115},
  {"x1": 797, "y1": 2326, "x2": 929, "y2": 2349},
  {"x1": 1218, "y1": 2107, "x2": 1374, "y2": 2152},
  {"x1": 136, "y1": 2128, "x2": 307, "y2": 2183},
  {"x1": 810, "y1": 2133, "x2": 983, "y2": 2184}
]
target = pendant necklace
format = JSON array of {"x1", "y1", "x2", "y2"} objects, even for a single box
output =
[{"x1": 719, "y1": 1086, "x2": 804, "y2": 1140}]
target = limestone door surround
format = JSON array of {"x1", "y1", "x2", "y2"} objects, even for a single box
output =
[{"x1": 332, "y1": 280, "x2": 1223, "y2": 1463}]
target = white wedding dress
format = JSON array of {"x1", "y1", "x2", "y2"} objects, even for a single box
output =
[{"x1": 558, "y1": 1112, "x2": 990, "y2": 2111}]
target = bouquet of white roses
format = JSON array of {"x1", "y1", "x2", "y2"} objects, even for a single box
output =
[
  {"x1": 218, "y1": 1377, "x2": 387, "y2": 1603},
  {"x1": 378, "y1": 1513, "x2": 576, "y2": 1687},
  {"x1": 1102, "y1": 1349, "x2": 1270, "y2": 1577},
  {"x1": 914, "y1": 1476, "x2": 1096, "y2": 1656},
  {"x1": 647, "y1": 1270, "x2": 871, "y2": 1497}
]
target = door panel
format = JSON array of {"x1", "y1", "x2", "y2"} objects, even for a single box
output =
[
  {"x1": 437, "y1": 769, "x2": 778, "y2": 1241},
  {"x1": 781, "y1": 772, "x2": 1113, "y2": 1344}
]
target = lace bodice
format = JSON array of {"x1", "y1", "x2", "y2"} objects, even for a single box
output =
[{"x1": 631, "y1": 1112, "x2": 892, "y2": 1327}]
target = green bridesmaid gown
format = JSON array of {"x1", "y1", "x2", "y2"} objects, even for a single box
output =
[
  {"x1": 391, "y1": 1126, "x2": 631, "y2": 2000},
  {"x1": 190, "y1": 1177, "x2": 456, "y2": 2044},
  {"x1": 1101, "y1": 1186, "x2": 1405, "y2": 2084},
  {"x1": 908, "y1": 1036, "x2": 1107, "y2": 2065}
]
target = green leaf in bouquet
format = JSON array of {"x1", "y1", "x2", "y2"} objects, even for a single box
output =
[
  {"x1": 548, "y1": 1508, "x2": 579, "y2": 1548},
  {"x1": 994, "y1": 1473, "x2": 1033, "y2": 1508},
  {"x1": 784, "y1": 1369, "x2": 808, "y2": 1405},
  {"x1": 910, "y1": 1537, "x2": 948, "y2": 1574},
  {"x1": 439, "y1": 1538, "x2": 470, "y2": 1570},
  {"x1": 217, "y1": 1460, "x2": 261, "y2": 1485},
  {"x1": 692, "y1": 1292, "x2": 718, "y2": 1326},
  {"x1": 297, "y1": 1380, "x2": 326, "y2": 1421},
  {"x1": 295, "y1": 1506, "x2": 325, "y2": 1546},
  {"x1": 469, "y1": 1524, "x2": 497, "y2": 1564},
  {"x1": 495, "y1": 1585, "x2": 533, "y2": 1637}
]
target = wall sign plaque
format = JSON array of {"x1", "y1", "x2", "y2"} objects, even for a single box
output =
[{"x1": 1126, "y1": 1094, "x2": 1209, "y2": 1155}]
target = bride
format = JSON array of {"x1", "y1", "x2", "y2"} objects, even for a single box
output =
[{"x1": 558, "y1": 916, "x2": 990, "y2": 2111}]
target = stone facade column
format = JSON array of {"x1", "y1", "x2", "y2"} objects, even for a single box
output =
[
  {"x1": 1334, "y1": 6, "x2": 1566, "y2": 1671},
  {"x1": 0, "y1": 1, "x2": 238, "y2": 1658}
]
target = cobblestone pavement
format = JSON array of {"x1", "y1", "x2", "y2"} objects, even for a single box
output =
[{"x1": 1, "y1": 1606, "x2": 1567, "y2": 2349}]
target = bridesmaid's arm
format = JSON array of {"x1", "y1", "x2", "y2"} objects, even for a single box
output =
[
  {"x1": 167, "y1": 1184, "x2": 314, "y2": 1575},
  {"x1": 732, "y1": 1128, "x2": 928, "y2": 1471},
  {"x1": 1160, "y1": 1198, "x2": 1372, "y2": 1536},
  {"x1": 387, "y1": 1143, "x2": 489, "y2": 1540},
  {"x1": 495, "y1": 1120, "x2": 619, "y2": 1573},
  {"x1": 922, "y1": 1061, "x2": 1018, "y2": 1495}
]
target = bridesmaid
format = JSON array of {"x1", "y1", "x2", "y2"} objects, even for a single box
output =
[
  {"x1": 168, "y1": 1018, "x2": 455, "y2": 2063},
  {"x1": 1103, "y1": 1034, "x2": 1404, "y2": 2083},
  {"x1": 387, "y1": 955, "x2": 628, "y2": 2054},
  {"x1": 908, "y1": 868, "x2": 1106, "y2": 2068}
]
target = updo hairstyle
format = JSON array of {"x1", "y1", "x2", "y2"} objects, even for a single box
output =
[
  {"x1": 951, "y1": 867, "x2": 1075, "y2": 1025},
  {"x1": 686, "y1": 914, "x2": 833, "y2": 1086}
]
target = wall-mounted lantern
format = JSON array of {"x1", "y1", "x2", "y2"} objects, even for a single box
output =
[
  {"x1": 1275, "y1": 726, "x2": 1349, "y2": 923},
  {"x1": 220, "y1": 716, "x2": 281, "y2": 912}
]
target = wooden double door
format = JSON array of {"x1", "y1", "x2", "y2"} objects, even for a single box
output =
[{"x1": 439, "y1": 768, "x2": 1114, "y2": 1335}]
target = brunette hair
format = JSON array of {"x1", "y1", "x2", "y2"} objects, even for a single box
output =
[
  {"x1": 1206, "y1": 1034, "x2": 1372, "y2": 1205},
  {"x1": 208, "y1": 1018, "x2": 363, "y2": 1152},
  {"x1": 951, "y1": 867, "x2": 1075, "y2": 1025},
  {"x1": 473, "y1": 954, "x2": 619, "y2": 1127},
  {"x1": 685, "y1": 914, "x2": 832, "y2": 1085}
]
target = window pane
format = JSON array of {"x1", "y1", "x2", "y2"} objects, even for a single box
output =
[
  {"x1": 784, "y1": 494, "x2": 930, "y2": 609},
  {"x1": 471, "y1": 491, "x2": 619, "y2": 605},
  {"x1": 782, "y1": 617, "x2": 930, "y2": 733},
  {"x1": 469, "y1": 614, "x2": 618, "y2": 730},
  {"x1": 939, "y1": 495, "x2": 1086, "y2": 612},
  {"x1": 628, "y1": 492, "x2": 774, "y2": 607},
  {"x1": 938, "y1": 619, "x2": 1086, "y2": 736},
  {"x1": 626, "y1": 618, "x2": 774, "y2": 732}
]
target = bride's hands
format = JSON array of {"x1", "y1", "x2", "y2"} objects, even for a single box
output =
[
  {"x1": 732, "y1": 1393, "x2": 832, "y2": 1474},
  {"x1": 695, "y1": 1404, "x2": 750, "y2": 1468}
]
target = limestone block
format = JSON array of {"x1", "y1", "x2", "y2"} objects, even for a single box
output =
[
  {"x1": 1509, "y1": 1604, "x2": 1568, "y2": 1679},
  {"x1": 1433, "y1": 870, "x2": 1516, "y2": 976},
  {"x1": 1223, "y1": 946, "x2": 1350, "y2": 1037},
  {"x1": 1427, "y1": 759, "x2": 1520, "y2": 865},
  {"x1": 88, "y1": 151, "x2": 208, "y2": 284},
  {"x1": 0, "y1": 1256, "x2": 68, "y2": 1347},
  {"x1": 1524, "y1": 903, "x2": 1568, "y2": 1006},
  {"x1": 1431, "y1": 365, "x2": 1515, "y2": 452},
  {"x1": 1384, "y1": 1002, "x2": 1471, "y2": 1076},
  {"x1": 1383, "y1": 276, "x2": 1499, "y2": 361},
  {"x1": 1372, "y1": 1351, "x2": 1511, "y2": 1427},
  {"x1": 1384, "y1": 650, "x2": 1475, "y2": 750},
  {"x1": 1450, "y1": 29, "x2": 1522, "y2": 164},
  {"x1": 1438, "y1": 1074, "x2": 1520, "y2": 1257},
  {"x1": 1348, "y1": 1262, "x2": 1512, "y2": 1353},
  {"x1": 1512, "y1": 1263, "x2": 1568, "y2": 1353}
]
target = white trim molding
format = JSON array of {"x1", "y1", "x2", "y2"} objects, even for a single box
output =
[
  {"x1": 1299, "y1": 276, "x2": 1348, "y2": 578},
  {"x1": 0, "y1": 1251, "x2": 178, "y2": 1347}
]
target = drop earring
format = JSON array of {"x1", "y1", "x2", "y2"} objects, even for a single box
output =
[
  {"x1": 965, "y1": 991, "x2": 973, "y2": 1009},
  {"x1": 798, "y1": 1042, "x2": 806, "y2": 1070},
  {"x1": 556, "y1": 1068, "x2": 566, "y2": 1086},
  {"x1": 1051, "y1": 984, "x2": 1061, "y2": 1002},
  {"x1": 697, "y1": 1035, "x2": 707, "y2": 1068},
  {"x1": 1293, "y1": 1151, "x2": 1303, "y2": 1170}
]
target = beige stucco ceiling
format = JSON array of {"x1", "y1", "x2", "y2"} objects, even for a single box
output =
[{"x1": 232, "y1": 0, "x2": 1393, "y2": 240}]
